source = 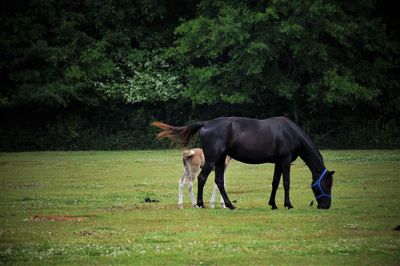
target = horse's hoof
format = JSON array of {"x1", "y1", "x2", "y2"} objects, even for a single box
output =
[
  {"x1": 178, "y1": 204, "x2": 183, "y2": 209},
  {"x1": 209, "y1": 203, "x2": 215, "y2": 208},
  {"x1": 227, "y1": 204, "x2": 236, "y2": 210},
  {"x1": 284, "y1": 201, "x2": 294, "y2": 209},
  {"x1": 269, "y1": 201, "x2": 278, "y2": 210}
]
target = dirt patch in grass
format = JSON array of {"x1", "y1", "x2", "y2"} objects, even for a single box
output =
[
  {"x1": 31, "y1": 215, "x2": 92, "y2": 222},
  {"x1": 78, "y1": 230, "x2": 95, "y2": 236},
  {"x1": 102, "y1": 203, "x2": 179, "y2": 212},
  {"x1": 103, "y1": 205, "x2": 148, "y2": 212}
]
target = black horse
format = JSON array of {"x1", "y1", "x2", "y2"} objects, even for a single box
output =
[{"x1": 152, "y1": 116, "x2": 334, "y2": 210}]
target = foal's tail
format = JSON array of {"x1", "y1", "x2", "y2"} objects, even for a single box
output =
[
  {"x1": 182, "y1": 149, "x2": 196, "y2": 158},
  {"x1": 151, "y1": 121, "x2": 205, "y2": 147}
]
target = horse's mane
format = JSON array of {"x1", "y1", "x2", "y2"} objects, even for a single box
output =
[{"x1": 287, "y1": 120, "x2": 324, "y2": 166}]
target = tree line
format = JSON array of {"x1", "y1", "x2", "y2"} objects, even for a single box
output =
[{"x1": 0, "y1": 0, "x2": 399, "y2": 150}]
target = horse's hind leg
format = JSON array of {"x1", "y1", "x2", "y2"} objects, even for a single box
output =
[
  {"x1": 197, "y1": 161, "x2": 214, "y2": 208},
  {"x1": 269, "y1": 163, "x2": 282, "y2": 209},
  {"x1": 215, "y1": 158, "x2": 235, "y2": 210},
  {"x1": 220, "y1": 177, "x2": 226, "y2": 208},
  {"x1": 281, "y1": 157, "x2": 294, "y2": 209}
]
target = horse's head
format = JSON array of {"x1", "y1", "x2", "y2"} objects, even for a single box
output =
[{"x1": 312, "y1": 170, "x2": 334, "y2": 209}]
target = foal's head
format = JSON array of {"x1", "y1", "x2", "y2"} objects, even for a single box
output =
[{"x1": 312, "y1": 170, "x2": 334, "y2": 209}]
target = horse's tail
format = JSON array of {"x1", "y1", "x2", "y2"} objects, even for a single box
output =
[{"x1": 151, "y1": 121, "x2": 205, "y2": 147}]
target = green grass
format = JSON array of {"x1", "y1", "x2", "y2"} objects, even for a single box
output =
[{"x1": 0, "y1": 150, "x2": 399, "y2": 265}]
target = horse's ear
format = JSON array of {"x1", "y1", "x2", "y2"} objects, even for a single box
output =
[{"x1": 328, "y1": 171, "x2": 335, "y2": 176}]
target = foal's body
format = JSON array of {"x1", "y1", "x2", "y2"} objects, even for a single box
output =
[
  {"x1": 152, "y1": 116, "x2": 334, "y2": 210},
  {"x1": 179, "y1": 148, "x2": 230, "y2": 208}
]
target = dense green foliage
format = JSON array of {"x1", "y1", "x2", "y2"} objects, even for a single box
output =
[
  {"x1": 0, "y1": 0, "x2": 191, "y2": 107},
  {"x1": 0, "y1": 0, "x2": 399, "y2": 150},
  {"x1": 0, "y1": 150, "x2": 399, "y2": 264}
]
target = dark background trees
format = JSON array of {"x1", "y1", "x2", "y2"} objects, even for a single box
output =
[{"x1": 0, "y1": 0, "x2": 399, "y2": 150}]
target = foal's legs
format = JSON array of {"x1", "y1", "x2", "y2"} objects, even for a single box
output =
[
  {"x1": 210, "y1": 183, "x2": 218, "y2": 208},
  {"x1": 178, "y1": 160, "x2": 189, "y2": 208},
  {"x1": 214, "y1": 158, "x2": 235, "y2": 210},
  {"x1": 268, "y1": 163, "x2": 282, "y2": 209},
  {"x1": 210, "y1": 177, "x2": 226, "y2": 208},
  {"x1": 188, "y1": 166, "x2": 198, "y2": 207},
  {"x1": 281, "y1": 157, "x2": 294, "y2": 209},
  {"x1": 197, "y1": 161, "x2": 214, "y2": 208}
]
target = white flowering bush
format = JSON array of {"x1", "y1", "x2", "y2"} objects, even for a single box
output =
[{"x1": 96, "y1": 55, "x2": 184, "y2": 103}]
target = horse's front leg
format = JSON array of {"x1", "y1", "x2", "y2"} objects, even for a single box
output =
[
  {"x1": 281, "y1": 157, "x2": 294, "y2": 209},
  {"x1": 268, "y1": 163, "x2": 282, "y2": 209},
  {"x1": 215, "y1": 160, "x2": 235, "y2": 210},
  {"x1": 197, "y1": 162, "x2": 214, "y2": 208}
]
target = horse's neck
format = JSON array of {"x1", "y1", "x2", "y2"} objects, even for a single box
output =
[{"x1": 299, "y1": 140, "x2": 325, "y2": 181}]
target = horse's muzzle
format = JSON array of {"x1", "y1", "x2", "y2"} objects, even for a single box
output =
[
  {"x1": 317, "y1": 203, "x2": 331, "y2": 209},
  {"x1": 316, "y1": 196, "x2": 331, "y2": 209}
]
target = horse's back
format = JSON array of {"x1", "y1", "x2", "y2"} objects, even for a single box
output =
[{"x1": 198, "y1": 116, "x2": 301, "y2": 164}]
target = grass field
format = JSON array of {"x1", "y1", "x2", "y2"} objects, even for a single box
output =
[{"x1": 0, "y1": 150, "x2": 399, "y2": 265}]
